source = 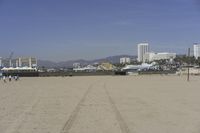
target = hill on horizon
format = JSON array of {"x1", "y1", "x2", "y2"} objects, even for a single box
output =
[{"x1": 37, "y1": 55, "x2": 137, "y2": 68}]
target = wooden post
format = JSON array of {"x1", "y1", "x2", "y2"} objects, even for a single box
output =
[{"x1": 187, "y1": 48, "x2": 190, "y2": 82}]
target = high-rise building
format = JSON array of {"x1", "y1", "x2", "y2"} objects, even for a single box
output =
[
  {"x1": 194, "y1": 44, "x2": 200, "y2": 59},
  {"x1": 137, "y1": 43, "x2": 149, "y2": 62}
]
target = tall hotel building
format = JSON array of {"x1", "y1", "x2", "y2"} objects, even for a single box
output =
[
  {"x1": 194, "y1": 44, "x2": 200, "y2": 59},
  {"x1": 137, "y1": 43, "x2": 149, "y2": 62}
]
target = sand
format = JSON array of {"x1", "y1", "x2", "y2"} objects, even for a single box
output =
[{"x1": 0, "y1": 75, "x2": 200, "y2": 133}]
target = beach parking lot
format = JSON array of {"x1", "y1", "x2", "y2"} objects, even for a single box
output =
[{"x1": 0, "y1": 75, "x2": 200, "y2": 133}]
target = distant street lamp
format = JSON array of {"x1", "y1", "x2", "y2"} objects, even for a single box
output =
[{"x1": 187, "y1": 48, "x2": 190, "y2": 82}]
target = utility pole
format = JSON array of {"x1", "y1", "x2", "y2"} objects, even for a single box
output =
[{"x1": 187, "y1": 48, "x2": 190, "y2": 82}]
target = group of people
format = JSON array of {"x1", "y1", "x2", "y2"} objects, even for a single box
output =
[{"x1": 1, "y1": 75, "x2": 19, "y2": 83}]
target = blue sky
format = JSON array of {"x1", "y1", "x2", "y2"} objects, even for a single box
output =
[{"x1": 0, "y1": 0, "x2": 200, "y2": 61}]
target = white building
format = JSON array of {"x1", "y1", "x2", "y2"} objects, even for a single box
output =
[
  {"x1": 143, "y1": 52, "x2": 176, "y2": 62},
  {"x1": 73, "y1": 65, "x2": 97, "y2": 72},
  {"x1": 1, "y1": 57, "x2": 37, "y2": 68},
  {"x1": 194, "y1": 44, "x2": 200, "y2": 59},
  {"x1": 73, "y1": 63, "x2": 81, "y2": 68},
  {"x1": 137, "y1": 43, "x2": 149, "y2": 62},
  {"x1": 143, "y1": 52, "x2": 156, "y2": 62},
  {"x1": 120, "y1": 57, "x2": 131, "y2": 64},
  {"x1": 16, "y1": 57, "x2": 37, "y2": 68}
]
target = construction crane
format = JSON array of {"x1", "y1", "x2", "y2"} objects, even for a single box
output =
[{"x1": 8, "y1": 52, "x2": 14, "y2": 67}]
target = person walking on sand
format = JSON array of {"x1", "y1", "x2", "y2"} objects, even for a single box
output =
[
  {"x1": 9, "y1": 75, "x2": 12, "y2": 82},
  {"x1": 3, "y1": 76, "x2": 6, "y2": 83},
  {"x1": 14, "y1": 75, "x2": 18, "y2": 81}
]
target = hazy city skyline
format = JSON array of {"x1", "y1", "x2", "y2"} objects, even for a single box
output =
[{"x1": 0, "y1": 0, "x2": 200, "y2": 61}]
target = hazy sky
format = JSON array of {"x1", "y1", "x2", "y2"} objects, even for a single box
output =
[{"x1": 0, "y1": 0, "x2": 200, "y2": 61}]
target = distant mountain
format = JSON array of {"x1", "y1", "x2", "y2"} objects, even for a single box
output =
[
  {"x1": 37, "y1": 60, "x2": 58, "y2": 68},
  {"x1": 95, "y1": 55, "x2": 136, "y2": 64},
  {"x1": 37, "y1": 55, "x2": 137, "y2": 68}
]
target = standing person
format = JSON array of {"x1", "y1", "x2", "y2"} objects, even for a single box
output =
[
  {"x1": 9, "y1": 75, "x2": 12, "y2": 82},
  {"x1": 16, "y1": 75, "x2": 19, "y2": 81},
  {"x1": 3, "y1": 76, "x2": 6, "y2": 83},
  {"x1": 14, "y1": 76, "x2": 17, "y2": 81}
]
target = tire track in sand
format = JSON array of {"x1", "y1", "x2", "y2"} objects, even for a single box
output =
[
  {"x1": 104, "y1": 83, "x2": 131, "y2": 133},
  {"x1": 60, "y1": 84, "x2": 93, "y2": 133},
  {"x1": 61, "y1": 82, "x2": 130, "y2": 133}
]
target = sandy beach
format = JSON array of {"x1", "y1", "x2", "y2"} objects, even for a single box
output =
[{"x1": 0, "y1": 75, "x2": 200, "y2": 133}]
